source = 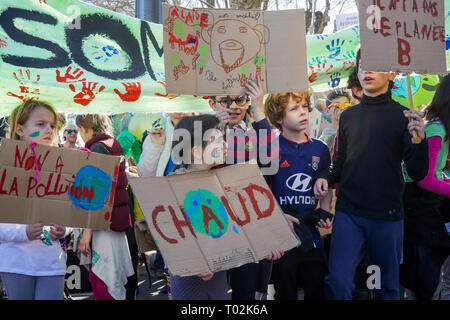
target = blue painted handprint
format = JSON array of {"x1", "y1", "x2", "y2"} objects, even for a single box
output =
[
  {"x1": 326, "y1": 38, "x2": 345, "y2": 59},
  {"x1": 92, "y1": 45, "x2": 119, "y2": 63},
  {"x1": 316, "y1": 34, "x2": 329, "y2": 41},
  {"x1": 328, "y1": 72, "x2": 341, "y2": 88}
]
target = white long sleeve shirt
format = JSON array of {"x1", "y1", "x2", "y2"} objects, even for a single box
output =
[
  {"x1": 0, "y1": 223, "x2": 67, "y2": 276},
  {"x1": 137, "y1": 116, "x2": 174, "y2": 177}
]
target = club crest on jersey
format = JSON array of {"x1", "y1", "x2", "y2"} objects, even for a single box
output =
[{"x1": 312, "y1": 156, "x2": 320, "y2": 171}]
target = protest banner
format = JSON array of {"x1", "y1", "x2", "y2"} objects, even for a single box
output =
[
  {"x1": 0, "y1": 0, "x2": 210, "y2": 116},
  {"x1": 0, "y1": 0, "x2": 449, "y2": 116},
  {"x1": 392, "y1": 73, "x2": 443, "y2": 110},
  {"x1": 129, "y1": 163, "x2": 300, "y2": 277},
  {"x1": 358, "y1": 0, "x2": 446, "y2": 74},
  {"x1": 335, "y1": 12, "x2": 359, "y2": 31},
  {"x1": 0, "y1": 138, "x2": 120, "y2": 229},
  {"x1": 163, "y1": 4, "x2": 308, "y2": 96}
]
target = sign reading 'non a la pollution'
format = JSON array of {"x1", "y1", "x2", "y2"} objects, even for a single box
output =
[
  {"x1": 0, "y1": 139, "x2": 120, "y2": 230},
  {"x1": 129, "y1": 164, "x2": 300, "y2": 277},
  {"x1": 358, "y1": 0, "x2": 446, "y2": 74},
  {"x1": 163, "y1": 4, "x2": 309, "y2": 96}
]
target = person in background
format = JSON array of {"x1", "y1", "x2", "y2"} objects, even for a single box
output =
[
  {"x1": 77, "y1": 114, "x2": 135, "y2": 300},
  {"x1": 347, "y1": 68, "x2": 363, "y2": 104},
  {"x1": 61, "y1": 123, "x2": 80, "y2": 149},
  {"x1": 326, "y1": 68, "x2": 372, "y2": 300},
  {"x1": 56, "y1": 113, "x2": 67, "y2": 146},
  {"x1": 0, "y1": 116, "x2": 8, "y2": 143},
  {"x1": 319, "y1": 89, "x2": 351, "y2": 151},
  {"x1": 401, "y1": 74, "x2": 450, "y2": 300}
]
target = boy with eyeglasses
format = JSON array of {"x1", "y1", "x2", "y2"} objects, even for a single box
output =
[
  {"x1": 209, "y1": 94, "x2": 274, "y2": 300},
  {"x1": 209, "y1": 95, "x2": 255, "y2": 165}
]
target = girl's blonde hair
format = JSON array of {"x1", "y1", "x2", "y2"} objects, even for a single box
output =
[{"x1": 9, "y1": 100, "x2": 58, "y2": 144}]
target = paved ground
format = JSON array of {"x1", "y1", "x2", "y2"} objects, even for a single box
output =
[
  {"x1": 0, "y1": 251, "x2": 298, "y2": 300},
  {"x1": 70, "y1": 251, "x2": 170, "y2": 300}
]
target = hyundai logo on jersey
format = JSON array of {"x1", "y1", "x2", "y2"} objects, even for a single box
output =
[{"x1": 286, "y1": 173, "x2": 312, "y2": 192}]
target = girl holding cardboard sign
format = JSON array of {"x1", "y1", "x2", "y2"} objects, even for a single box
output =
[
  {"x1": 76, "y1": 114, "x2": 135, "y2": 300},
  {"x1": 0, "y1": 100, "x2": 67, "y2": 300}
]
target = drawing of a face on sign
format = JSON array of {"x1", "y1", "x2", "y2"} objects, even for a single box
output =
[{"x1": 202, "y1": 19, "x2": 268, "y2": 73}]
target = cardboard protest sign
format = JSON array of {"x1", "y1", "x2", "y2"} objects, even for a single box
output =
[
  {"x1": 335, "y1": 12, "x2": 359, "y2": 31},
  {"x1": 129, "y1": 163, "x2": 300, "y2": 277},
  {"x1": 163, "y1": 4, "x2": 308, "y2": 96},
  {"x1": 358, "y1": 0, "x2": 446, "y2": 74},
  {"x1": 0, "y1": 139, "x2": 120, "y2": 229}
]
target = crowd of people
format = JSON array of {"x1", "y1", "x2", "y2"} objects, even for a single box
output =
[{"x1": 0, "y1": 48, "x2": 448, "y2": 301}]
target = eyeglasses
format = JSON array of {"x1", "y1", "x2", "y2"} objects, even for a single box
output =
[
  {"x1": 65, "y1": 129, "x2": 78, "y2": 135},
  {"x1": 215, "y1": 96, "x2": 249, "y2": 108},
  {"x1": 328, "y1": 102, "x2": 352, "y2": 111}
]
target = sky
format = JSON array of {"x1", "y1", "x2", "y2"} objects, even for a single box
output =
[{"x1": 176, "y1": 0, "x2": 359, "y2": 34}]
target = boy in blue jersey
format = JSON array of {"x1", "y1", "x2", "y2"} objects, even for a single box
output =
[{"x1": 245, "y1": 77, "x2": 333, "y2": 300}]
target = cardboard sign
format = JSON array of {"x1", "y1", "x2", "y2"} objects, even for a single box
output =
[
  {"x1": 0, "y1": 139, "x2": 121, "y2": 230},
  {"x1": 335, "y1": 12, "x2": 359, "y2": 31},
  {"x1": 129, "y1": 164, "x2": 300, "y2": 277},
  {"x1": 163, "y1": 4, "x2": 308, "y2": 96},
  {"x1": 358, "y1": 0, "x2": 446, "y2": 74}
]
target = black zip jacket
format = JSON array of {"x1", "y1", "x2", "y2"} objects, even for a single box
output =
[{"x1": 315, "y1": 91, "x2": 429, "y2": 221}]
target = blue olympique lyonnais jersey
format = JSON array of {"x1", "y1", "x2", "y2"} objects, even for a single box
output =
[
  {"x1": 253, "y1": 119, "x2": 331, "y2": 247},
  {"x1": 270, "y1": 134, "x2": 331, "y2": 215}
]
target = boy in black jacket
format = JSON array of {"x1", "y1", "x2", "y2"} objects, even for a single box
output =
[{"x1": 314, "y1": 50, "x2": 429, "y2": 300}]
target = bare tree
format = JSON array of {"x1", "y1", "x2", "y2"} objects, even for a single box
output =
[
  {"x1": 166, "y1": 0, "x2": 358, "y2": 34},
  {"x1": 83, "y1": 0, "x2": 136, "y2": 17}
]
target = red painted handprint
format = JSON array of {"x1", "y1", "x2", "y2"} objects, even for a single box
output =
[
  {"x1": 114, "y1": 82, "x2": 141, "y2": 102},
  {"x1": 308, "y1": 63, "x2": 333, "y2": 83},
  {"x1": 69, "y1": 82, "x2": 105, "y2": 106},
  {"x1": 56, "y1": 66, "x2": 86, "y2": 83},
  {"x1": 7, "y1": 69, "x2": 41, "y2": 101},
  {"x1": 342, "y1": 61, "x2": 355, "y2": 71},
  {"x1": 155, "y1": 81, "x2": 179, "y2": 100},
  {"x1": 0, "y1": 36, "x2": 8, "y2": 49}
]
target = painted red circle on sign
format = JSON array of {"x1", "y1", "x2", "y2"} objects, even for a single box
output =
[{"x1": 104, "y1": 212, "x2": 111, "y2": 221}]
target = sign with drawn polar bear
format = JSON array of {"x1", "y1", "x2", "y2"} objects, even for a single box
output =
[{"x1": 163, "y1": 4, "x2": 308, "y2": 96}]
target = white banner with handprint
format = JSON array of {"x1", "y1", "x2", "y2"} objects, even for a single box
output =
[{"x1": 0, "y1": 0, "x2": 449, "y2": 116}]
